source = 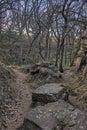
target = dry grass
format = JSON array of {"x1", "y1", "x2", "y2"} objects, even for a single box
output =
[{"x1": 63, "y1": 70, "x2": 87, "y2": 112}]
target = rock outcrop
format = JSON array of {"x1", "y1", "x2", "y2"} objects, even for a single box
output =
[
  {"x1": 73, "y1": 30, "x2": 87, "y2": 73},
  {"x1": 17, "y1": 82, "x2": 87, "y2": 130},
  {"x1": 30, "y1": 62, "x2": 61, "y2": 78},
  {"x1": 19, "y1": 100, "x2": 74, "y2": 130},
  {"x1": 19, "y1": 100, "x2": 87, "y2": 130},
  {"x1": 32, "y1": 83, "x2": 65, "y2": 104},
  {"x1": 28, "y1": 62, "x2": 62, "y2": 88}
]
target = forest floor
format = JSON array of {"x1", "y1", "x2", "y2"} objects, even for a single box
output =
[{"x1": 2, "y1": 69, "x2": 32, "y2": 130}]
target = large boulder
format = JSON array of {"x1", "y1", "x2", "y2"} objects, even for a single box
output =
[
  {"x1": 19, "y1": 100, "x2": 87, "y2": 130},
  {"x1": 28, "y1": 62, "x2": 62, "y2": 89},
  {"x1": 30, "y1": 62, "x2": 61, "y2": 77},
  {"x1": 32, "y1": 83, "x2": 66, "y2": 104},
  {"x1": 22, "y1": 100, "x2": 74, "y2": 130}
]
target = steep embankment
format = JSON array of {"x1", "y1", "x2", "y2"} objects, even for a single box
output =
[
  {"x1": 63, "y1": 70, "x2": 87, "y2": 112},
  {"x1": 0, "y1": 63, "x2": 31, "y2": 130}
]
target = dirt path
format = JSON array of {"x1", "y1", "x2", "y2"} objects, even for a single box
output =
[{"x1": 3, "y1": 69, "x2": 32, "y2": 130}]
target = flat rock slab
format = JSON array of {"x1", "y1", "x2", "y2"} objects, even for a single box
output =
[
  {"x1": 25, "y1": 100, "x2": 74, "y2": 130},
  {"x1": 23, "y1": 100, "x2": 87, "y2": 130},
  {"x1": 32, "y1": 83, "x2": 65, "y2": 103}
]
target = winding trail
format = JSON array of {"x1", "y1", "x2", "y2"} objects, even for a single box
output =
[{"x1": 4, "y1": 69, "x2": 32, "y2": 130}]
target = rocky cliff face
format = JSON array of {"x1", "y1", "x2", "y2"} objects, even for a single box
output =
[{"x1": 74, "y1": 30, "x2": 87, "y2": 74}]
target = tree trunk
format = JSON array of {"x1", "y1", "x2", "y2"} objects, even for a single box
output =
[
  {"x1": 55, "y1": 39, "x2": 60, "y2": 67},
  {"x1": 45, "y1": 29, "x2": 49, "y2": 60},
  {"x1": 59, "y1": 38, "x2": 64, "y2": 72}
]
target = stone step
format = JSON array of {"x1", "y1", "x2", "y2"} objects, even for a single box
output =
[{"x1": 32, "y1": 83, "x2": 66, "y2": 104}]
